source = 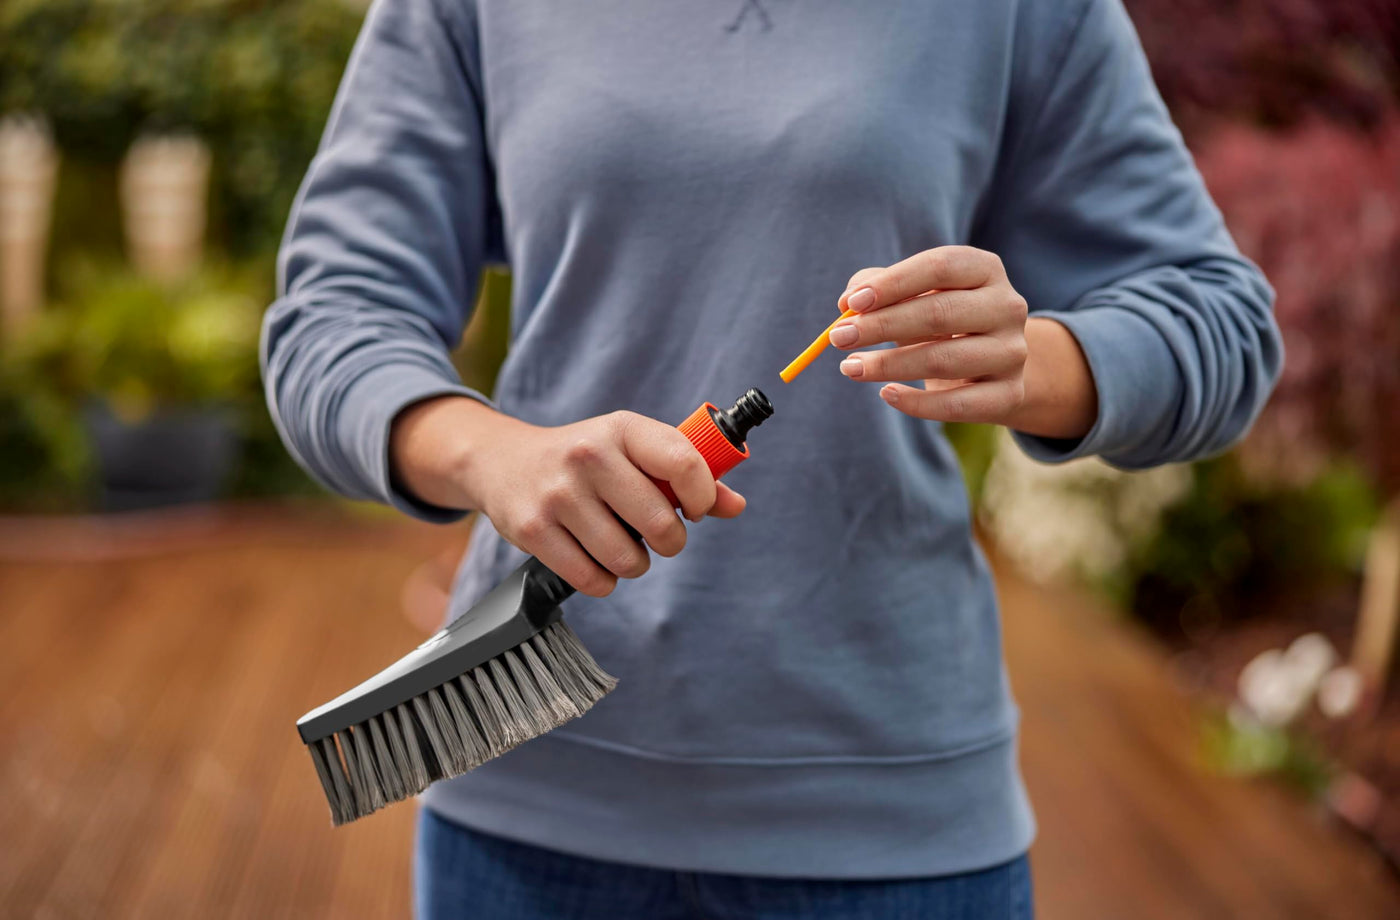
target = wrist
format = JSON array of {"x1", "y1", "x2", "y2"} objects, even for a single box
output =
[
  {"x1": 1007, "y1": 317, "x2": 1098, "y2": 440},
  {"x1": 389, "y1": 395, "x2": 515, "y2": 512}
]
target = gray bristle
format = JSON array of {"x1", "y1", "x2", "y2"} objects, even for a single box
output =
[
  {"x1": 336, "y1": 729, "x2": 367, "y2": 817},
  {"x1": 351, "y1": 724, "x2": 386, "y2": 812},
  {"x1": 396, "y1": 704, "x2": 431, "y2": 791},
  {"x1": 486, "y1": 657, "x2": 537, "y2": 744},
  {"x1": 426, "y1": 687, "x2": 468, "y2": 775},
  {"x1": 530, "y1": 631, "x2": 593, "y2": 711},
  {"x1": 410, "y1": 695, "x2": 452, "y2": 781},
  {"x1": 440, "y1": 679, "x2": 491, "y2": 768},
  {"x1": 547, "y1": 620, "x2": 619, "y2": 700},
  {"x1": 307, "y1": 739, "x2": 346, "y2": 826},
  {"x1": 502, "y1": 650, "x2": 557, "y2": 737},
  {"x1": 472, "y1": 664, "x2": 517, "y2": 746},
  {"x1": 381, "y1": 708, "x2": 422, "y2": 796},
  {"x1": 307, "y1": 619, "x2": 616, "y2": 825},
  {"x1": 367, "y1": 716, "x2": 405, "y2": 802},
  {"x1": 519, "y1": 639, "x2": 582, "y2": 722},
  {"x1": 456, "y1": 673, "x2": 506, "y2": 758}
]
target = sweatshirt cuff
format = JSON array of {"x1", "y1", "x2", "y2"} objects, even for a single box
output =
[
  {"x1": 337, "y1": 362, "x2": 494, "y2": 523},
  {"x1": 1011, "y1": 306, "x2": 1180, "y2": 468}
]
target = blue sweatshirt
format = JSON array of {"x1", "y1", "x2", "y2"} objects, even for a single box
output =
[{"x1": 263, "y1": 0, "x2": 1281, "y2": 878}]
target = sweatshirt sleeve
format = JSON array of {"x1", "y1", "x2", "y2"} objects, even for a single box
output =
[
  {"x1": 973, "y1": 0, "x2": 1283, "y2": 469},
  {"x1": 259, "y1": 0, "x2": 498, "y2": 522}
]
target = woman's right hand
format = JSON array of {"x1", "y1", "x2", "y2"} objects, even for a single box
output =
[{"x1": 389, "y1": 396, "x2": 746, "y2": 596}]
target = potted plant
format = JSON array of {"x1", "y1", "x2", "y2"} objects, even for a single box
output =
[{"x1": 8, "y1": 262, "x2": 263, "y2": 510}]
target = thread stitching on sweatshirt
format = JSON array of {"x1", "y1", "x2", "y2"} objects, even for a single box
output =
[{"x1": 725, "y1": 0, "x2": 774, "y2": 33}]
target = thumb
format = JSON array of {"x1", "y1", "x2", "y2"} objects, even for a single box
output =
[{"x1": 706, "y1": 482, "x2": 747, "y2": 519}]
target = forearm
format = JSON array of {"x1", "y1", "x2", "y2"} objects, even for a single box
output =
[
  {"x1": 1004, "y1": 316, "x2": 1098, "y2": 440},
  {"x1": 389, "y1": 394, "x2": 520, "y2": 513}
]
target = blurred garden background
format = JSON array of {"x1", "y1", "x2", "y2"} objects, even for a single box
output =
[{"x1": 2, "y1": 0, "x2": 1399, "y2": 917}]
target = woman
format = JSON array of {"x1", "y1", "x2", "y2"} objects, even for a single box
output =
[{"x1": 263, "y1": 0, "x2": 1281, "y2": 916}]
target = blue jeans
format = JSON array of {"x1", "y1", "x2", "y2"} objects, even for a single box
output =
[{"x1": 415, "y1": 808, "x2": 1034, "y2": 920}]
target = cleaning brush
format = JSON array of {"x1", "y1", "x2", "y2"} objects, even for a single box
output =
[{"x1": 298, "y1": 388, "x2": 774, "y2": 825}]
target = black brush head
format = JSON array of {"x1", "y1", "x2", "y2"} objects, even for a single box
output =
[
  {"x1": 297, "y1": 556, "x2": 573, "y2": 744},
  {"x1": 306, "y1": 619, "x2": 616, "y2": 825}
]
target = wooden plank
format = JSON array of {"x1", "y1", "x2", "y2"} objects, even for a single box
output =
[
  {"x1": 997, "y1": 553, "x2": 1400, "y2": 918},
  {"x1": 2, "y1": 513, "x2": 1397, "y2": 918}
]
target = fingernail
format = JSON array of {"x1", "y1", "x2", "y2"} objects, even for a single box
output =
[
  {"x1": 839, "y1": 357, "x2": 864, "y2": 378},
  {"x1": 829, "y1": 323, "x2": 858, "y2": 347},
  {"x1": 881, "y1": 385, "x2": 899, "y2": 405},
  {"x1": 847, "y1": 286, "x2": 877, "y2": 312}
]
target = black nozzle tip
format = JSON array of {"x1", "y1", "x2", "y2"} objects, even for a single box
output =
[
  {"x1": 733, "y1": 388, "x2": 773, "y2": 427},
  {"x1": 712, "y1": 388, "x2": 773, "y2": 448}
]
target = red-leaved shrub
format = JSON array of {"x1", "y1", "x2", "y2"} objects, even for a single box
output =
[
  {"x1": 1125, "y1": 0, "x2": 1400, "y2": 134},
  {"x1": 1194, "y1": 119, "x2": 1400, "y2": 494}
]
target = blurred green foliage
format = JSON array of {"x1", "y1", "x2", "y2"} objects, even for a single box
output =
[
  {"x1": 1112, "y1": 456, "x2": 1378, "y2": 639},
  {"x1": 0, "y1": 262, "x2": 320, "y2": 509},
  {"x1": 1199, "y1": 709, "x2": 1335, "y2": 798},
  {"x1": 455, "y1": 269, "x2": 514, "y2": 397},
  {"x1": 0, "y1": 0, "x2": 361, "y2": 255},
  {"x1": 943, "y1": 423, "x2": 998, "y2": 508},
  {"x1": 14, "y1": 261, "x2": 265, "y2": 415},
  {"x1": 0, "y1": 0, "x2": 361, "y2": 509}
]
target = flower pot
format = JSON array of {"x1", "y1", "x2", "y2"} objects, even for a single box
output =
[
  {"x1": 0, "y1": 116, "x2": 59, "y2": 334},
  {"x1": 119, "y1": 134, "x2": 211, "y2": 284},
  {"x1": 83, "y1": 403, "x2": 239, "y2": 511}
]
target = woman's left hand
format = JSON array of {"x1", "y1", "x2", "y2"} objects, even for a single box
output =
[{"x1": 830, "y1": 245, "x2": 1097, "y2": 439}]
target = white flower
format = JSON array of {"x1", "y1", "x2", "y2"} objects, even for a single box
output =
[
  {"x1": 1317, "y1": 666, "x2": 1363, "y2": 719},
  {"x1": 1283, "y1": 633, "x2": 1336, "y2": 691},
  {"x1": 1238, "y1": 648, "x2": 1313, "y2": 727},
  {"x1": 980, "y1": 429, "x2": 1191, "y2": 582}
]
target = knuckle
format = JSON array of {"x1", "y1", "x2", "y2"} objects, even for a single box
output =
[
  {"x1": 1006, "y1": 379, "x2": 1027, "y2": 408},
  {"x1": 563, "y1": 437, "x2": 605, "y2": 467},
  {"x1": 668, "y1": 444, "x2": 705, "y2": 478},
  {"x1": 684, "y1": 451, "x2": 709, "y2": 478},
  {"x1": 644, "y1": 508, "x2": 687, "y2": 556},
  {"x1": 907, "y1": 249, "x2": 940, "y2": 285},
  {"x1": 577, "y1": 569, "x2": 617, "y2": 598},
  {"x1": 1006, "y1": 292, "x2": 1029, "y2": 322},
  {"x1": 606, "y1": 410, "x2": 641, "y2": 436},
  {"x1": 922, "y1": 346, "x2": 951, "y2": 378},
  {"x1": 942, "y1": 392, "x2": 971, "y2": 421},
  {"x1": 606, "y1": 544, "x2": 649, "y2": 579},
  {"x1": 923, "y1": 293, "x2": 952, "y2": 331},
  {"x1": 960, "y1": 249, "x2": 988, "y2": 278},
  {"x1": 847, "y1": 267, "x2": 881, "y2": 288},
  {"x1": 865, "y1": 311, "x2": 888, "y2": 342},
  {"x1": 539, "y1": 482, "x2": 575, "y2": 515},
  {"x1": 1004, "y1": 334, "x2": 1029, "y2": 365},
  {"x1": 515, "y1": 512, "x2": 552, "y2": 543}
]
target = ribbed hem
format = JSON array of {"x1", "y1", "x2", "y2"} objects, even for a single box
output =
[{"x1": 419, "y1": 732, "x2": 1035, "y2": 879}]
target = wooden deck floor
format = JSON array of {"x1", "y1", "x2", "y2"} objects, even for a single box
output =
[{"x1": 1, "y1": 507, "x2": 1397, "y2": 918}]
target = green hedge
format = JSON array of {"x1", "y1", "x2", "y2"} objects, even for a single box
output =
[{"x1": 0, "y1": 0, "x2": 362, "y2": 256}]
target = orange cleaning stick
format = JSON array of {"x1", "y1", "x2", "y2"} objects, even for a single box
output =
[{"x1": 779, "y1": 309, "x2": 856, "y2": 383}]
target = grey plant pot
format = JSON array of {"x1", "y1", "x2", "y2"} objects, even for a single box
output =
[{"x1": 83, "y1": 402, "x2": 239, "y2": 511}]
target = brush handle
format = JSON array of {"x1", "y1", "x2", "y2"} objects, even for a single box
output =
[{"x1": 518, "y1": 554, "x2": 580, "y2": 627}]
